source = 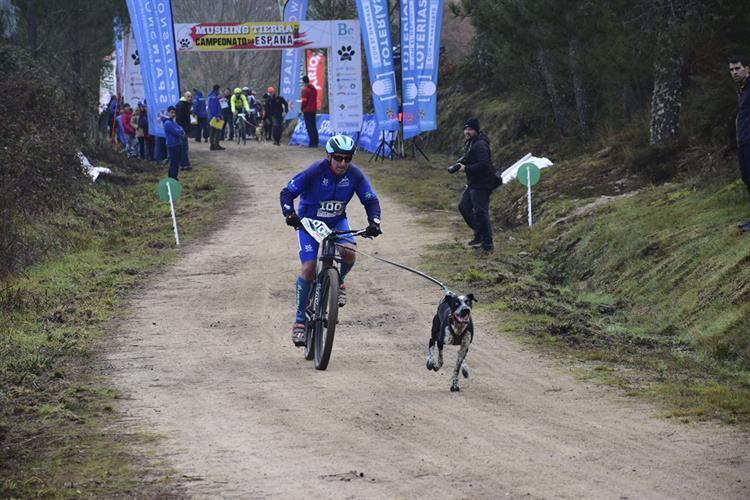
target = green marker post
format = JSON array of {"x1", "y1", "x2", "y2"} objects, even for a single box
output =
[
  {"x1": 156, "y1": 178, "x2": 182, "y2": 246},
  {"x1": 517, "y1": 163, "x2": 541, "y2": 227}
]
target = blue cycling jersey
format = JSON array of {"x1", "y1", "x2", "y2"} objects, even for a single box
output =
[{"x1": 280, "y1": 159, "x2": 381, "y2": 224}]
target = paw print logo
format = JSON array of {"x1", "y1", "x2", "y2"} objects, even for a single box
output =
[
  {"x1": 131, "y1": 50, "x2": 140, "y2": 65},
  {"x1": 179, "y1": 38, "x2": 192, "y2": 50},
  {"x1": 338, "y1": 45, "x2": 355, "y2": 61}
]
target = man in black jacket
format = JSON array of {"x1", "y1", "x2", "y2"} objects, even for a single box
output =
[
  {"x1": 175, "y1": 90, "x2": 193, "y2": 171},
  {"x1": 456, "y1": 117, "x2": 495, "y2": 252},
  {"x1": 264, "y1": 86, "x2": 289, "y2": 146},
  {"x1": 730, "y1": 56, "x2": 750, "y2": 231}
]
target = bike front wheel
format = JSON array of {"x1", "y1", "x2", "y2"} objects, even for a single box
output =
[
  {"x1": 303, "y1": 298, "x2": 315, "y2": 361},
  {"x1": 314, "y1": 268, "x2": 339, "y2": 370}
]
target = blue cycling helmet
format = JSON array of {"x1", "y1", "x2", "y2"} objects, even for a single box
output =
[{"x1": 325, "y1": 134, "x2": 356, "y2": 155}]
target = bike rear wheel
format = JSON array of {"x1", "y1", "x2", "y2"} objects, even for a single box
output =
[{"x1": 314, "y1": 268, "x2": 339, "y2": 370}]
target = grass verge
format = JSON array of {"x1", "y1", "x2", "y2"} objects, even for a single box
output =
[
  {"x1": 0, "y1": 153, "x2": 233, "y2": 496},
  {"x1": 366, "y1": 152, "x2": 750, "y2": 428}
]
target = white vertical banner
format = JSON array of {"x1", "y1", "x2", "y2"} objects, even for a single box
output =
[
  {"x1": 327, "y1": 20, "x2": 363, "y2": 133},
  {"x1": 122, "y1": 29, "x2": 145, "y2": 107},
  {"x1": 99, "y1": 51, "x2": 117, "y2": 113}
]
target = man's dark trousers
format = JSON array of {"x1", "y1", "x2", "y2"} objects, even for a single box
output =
[
  {"x1": 209, "y1": 125, "x2": 221, "y2": 149},
  {"x1": 459, "y1": 187, "x2": 493, "y2": 248},
  {"x1": 167, "y1": 145, "x2": 181, "y2": 179},
  {"x1": 304, "y1": 111, "x2": 318, "y2": 147},
  {"x1": 180, "y1": 135, "x2": 190, "y2": 167},
  {"x1": 271, "y1": 115, "x2": 283, "y2": 145},
  {"x1": 740, "y1": 143, "x2": 750, "y2": 198},
  {"x1": 222, "y1": 108, "x2": 233, "y2": 140},
  {"x1": 195, "y1": 117, "x2": 208, "y2": 142}
]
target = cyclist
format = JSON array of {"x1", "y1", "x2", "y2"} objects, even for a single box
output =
[
  {"x1": 230, "y1": 87, "x2": 251, "y2": 140},
  {"x1": 280, "y1": 134, "x2": 382, "y2": 346}
]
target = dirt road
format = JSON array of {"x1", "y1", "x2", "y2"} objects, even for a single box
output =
[{"x1": 109, "y1": 143, "x2": 749, "y2": 498}]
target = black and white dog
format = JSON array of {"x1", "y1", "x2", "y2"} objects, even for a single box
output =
[{"x1": 426, "y1": 292, "x2": 476, "y2": 392}]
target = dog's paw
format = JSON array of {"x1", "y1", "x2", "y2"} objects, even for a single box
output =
[
  {"x1": 450, "y1": 382, "x2": 460, "y2": 392},
  {"x1": 426, "y1": 358, "x2": 434, "y2": 371}
]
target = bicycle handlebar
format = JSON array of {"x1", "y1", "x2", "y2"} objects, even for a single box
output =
[{"x1": 296, "y1": 225, "x2": 370, "y2": 238}]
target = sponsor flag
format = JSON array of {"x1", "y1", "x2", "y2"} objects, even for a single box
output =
[
  {"x1": 400, "y1": 1, "x2": 418, "y2": 138},
  {"x1": 126, "y1": 0, "x2": 181, "y2": 137},
  {"x1": 412, "y1": 0, "x2": 443, "y2": 133},
  {"x1": 122, "y1": 29, "x2": 145, "y2": 107},
  {"x1": 114, "y1": 16, "x2": 124, "y2": 98},
  {"x1": 355, "y1": 0, "x2": 398, "y2": 131},
  {"x1": 306, "y1": 49, "x2": 325, "y2": 111},
  {"x1": 279, "y1": 0, "x2": 308, "y2": 118},
  {"x1": 328, "y1": 20, "x2": 363, "y2": 132}
]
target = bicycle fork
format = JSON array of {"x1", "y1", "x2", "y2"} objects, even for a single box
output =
[{"x1": 306, "y1": 281, "x2": 322, "y2": 324}]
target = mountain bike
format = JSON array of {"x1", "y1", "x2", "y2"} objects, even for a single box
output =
[
  {"x1": 299, "y1": 218, "x2": 368, "y2": 370},
  {"x1": 234, "y1": 113, "x2": 247, "y2": 145}
]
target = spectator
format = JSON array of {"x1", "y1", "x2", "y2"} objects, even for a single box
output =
[
  {"x1": 243, "y1": 86, "x2": 257, "y2": 109},
  {"x1": 262, "y1": 92, "x2": 272, "y2": 141},
  {"x1": 265, "y1": 86, "x2": 289, "y2": 146},
  {"x1": 175, "y1": 91, "x2": 193, "y2": 171},
  {"x1": 163, "y1": 105, "x2": 185, "y2": 180},
  {"x1": 107, "y1": 95, "x2": 118, "y2": 136},
  {"x1": 192, "y1": 88, "x2": 208, "y2": 143},
  {"x1": 301, "y1": 75, "x2": 319, "y2": 147},
  {"x1": 207, "y1": 84, "x2": 225, "y2": 151},
  {"x1": 138, "y1": 102, "x2": 153, "y2": 160},
  {"x1": 131, "y1": 103, "x2": 146, "y2": 159},
  {"x1": 220, "y1": 88, "x2": 233, "y2": 141},
  {"x1": 455, "y1": 117, "x2": 495, "y2": 253},
  {"x1": 730, "y1": 56, "x2": 750, "y2": 232},
  {"x1": 120, "y1": 103, "x2": 137, "y2": 158}
]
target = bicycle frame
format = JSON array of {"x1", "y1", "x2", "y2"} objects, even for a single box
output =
[
  {"x1": 299, "y1": 218, "x2": 368, "y2": 368},
  {"x1": 307, "y1": 230, "x2": 350, "y2": 322}
]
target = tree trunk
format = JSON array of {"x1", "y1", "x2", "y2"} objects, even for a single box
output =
[
  {"x1": 536, "y1": 48, "x2": 568, "y2": 136},
  {"x1": 648, "y1": 3, "x2": 685, "y2": 145},
  {"x1": 649, "y1": 55, "x2": 683, "y2": 144},
  {"x1": 568, "y1": 37, "x2": 592, "y2": 139}
]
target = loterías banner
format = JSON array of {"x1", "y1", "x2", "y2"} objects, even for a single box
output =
[
  {"x1": 279, "y1": 0, "x2": 309, "y2": 118},
  {"x1": 355, "y1": 0, "x2": 399, "y2": 131},
  {"x1": 401, "y1": 0, "x2": 443, "y2": 137},
  {"x1": 125, "y1": 0, "x2": 181, "y2": 137},
  {"x1": 400, "y1": 1, "x2": 418, "y2": 139}
]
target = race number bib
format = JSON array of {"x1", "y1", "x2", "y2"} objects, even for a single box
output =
[
  {"x1": 300, "y1": 218, "x2": 332, "y2": 243},
  {"x1": 316, "y1": 200, "x2": 344, "y2": 218}
]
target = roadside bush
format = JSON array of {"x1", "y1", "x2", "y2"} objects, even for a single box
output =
[{"x1": 0, "y1": 44, "x2": 88, "y2": 278}]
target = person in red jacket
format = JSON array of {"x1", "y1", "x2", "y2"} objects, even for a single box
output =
[
  {"x1": 120, "y1": 103, "x2": 137, "y2": 158},
  {"x1": 300, "y1": 76, "x2": 319, "y2": 148}
]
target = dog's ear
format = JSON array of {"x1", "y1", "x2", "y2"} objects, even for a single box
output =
[{"x1": 467, "y1": 293, "x2": 477, "y2": 303}]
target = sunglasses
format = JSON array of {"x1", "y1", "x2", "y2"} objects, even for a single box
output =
[{"x1": 331, "y1": 155, "x2": 353, "y2": 163}]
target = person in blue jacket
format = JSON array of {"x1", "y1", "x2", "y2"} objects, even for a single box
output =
[
  {"x1": 192, "y1": 88, "x2": 208, "y2": 142},
  {"x1": 280, "y1": 134, "x2": 382, "y2": 346},
  {"x1": 207, "y1": 84, "x2": 225, "y2": 151},
  {"x1": 163, "y1": 106, "x2": 185, "y2": 180}
]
